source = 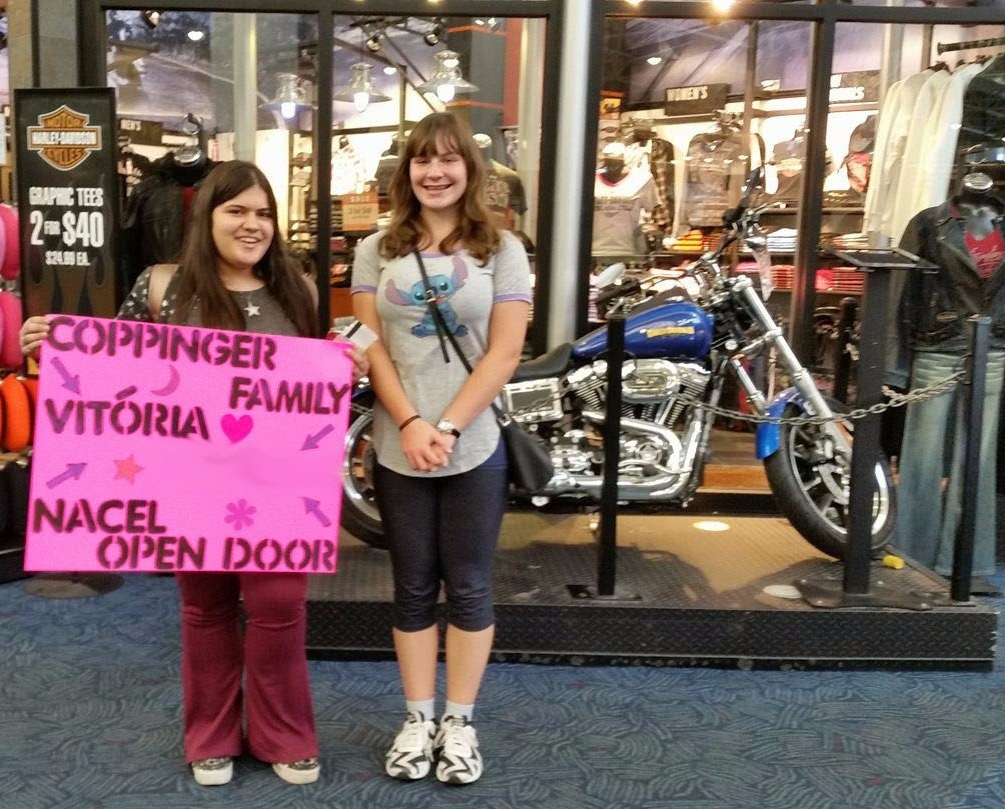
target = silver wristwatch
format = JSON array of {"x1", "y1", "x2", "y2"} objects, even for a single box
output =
[{"x1": 436, "y1": 419, "x2": 461, "y2": 438}]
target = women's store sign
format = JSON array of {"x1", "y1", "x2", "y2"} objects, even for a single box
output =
[
  {"x1": 14, "y1": 88, "x2": 120, "y2": 319},
  {"x1": 25, "y1": 316, "x2": 353, "y2": 574}
]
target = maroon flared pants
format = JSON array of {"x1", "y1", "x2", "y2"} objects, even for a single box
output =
[{"x1": 176, "y1": 572, "x2": 318, "y2": 764}]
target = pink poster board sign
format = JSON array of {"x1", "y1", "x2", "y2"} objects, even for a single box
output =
[{"x1": 25, "y1": 315, "x2": 353, "y2": 574}]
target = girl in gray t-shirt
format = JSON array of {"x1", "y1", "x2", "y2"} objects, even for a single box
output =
[{"x1": 351, "y1": 112, "x2": 531, "y2": 786}]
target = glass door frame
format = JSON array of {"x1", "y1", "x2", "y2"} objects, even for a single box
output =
[
  {"x1": 78, "y1": 0, "x2": 563, "y2": 346},
  {"x1": 602, "y1": 0, "x2": 1005, "y2": 359}
]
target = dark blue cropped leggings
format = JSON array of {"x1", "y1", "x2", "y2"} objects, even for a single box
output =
[{"x1": 374, "y1": 456, "x2": 508, "y2": 633}]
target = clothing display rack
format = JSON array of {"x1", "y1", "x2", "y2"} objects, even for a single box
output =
[{"x1": 937, "y1": 35, "x2": 1005, "y2": 55}]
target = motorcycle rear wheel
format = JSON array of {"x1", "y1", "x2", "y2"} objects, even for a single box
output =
[
  {"x1": 340, "y1": 392, "x2": 387, "y2": 550},
  {"x1": 763, "y1": 398, "x2": 895, "y2": 561}
]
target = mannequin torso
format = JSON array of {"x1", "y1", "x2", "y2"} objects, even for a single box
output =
[
  {"x1": 959, "y1": 201, "x2": 997, "y2": 240},
  {"x1": 959, "y1": 202, "x2": 1005, "y2": 279}
]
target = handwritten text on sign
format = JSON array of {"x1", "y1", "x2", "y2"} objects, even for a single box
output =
[{"x1": 25, "y1": 316, "x2": 353, "y2": 574}]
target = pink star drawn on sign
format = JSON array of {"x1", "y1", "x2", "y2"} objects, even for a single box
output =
[{"x1": 113, "y1": 455, "x2": 144, "y2": 484}]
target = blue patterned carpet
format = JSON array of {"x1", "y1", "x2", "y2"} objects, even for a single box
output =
[{"x1": 2, "y1": 572, "x2": 1005, "y2": 809}]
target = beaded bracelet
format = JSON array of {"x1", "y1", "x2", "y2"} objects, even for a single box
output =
[{"x1": 398, "y1": 414, "x2": 421, "y2": 431}]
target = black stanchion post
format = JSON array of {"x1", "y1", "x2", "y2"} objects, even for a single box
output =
[
  {"x1": 950, "y1": 315, "x2": 991, "y2": 603},
  {"x1": 843, "y1": 267, "x2": 888, "y2": 595},
  {"x1": 597, "y1": 314, "x2": 625, "y2": 597},
  {"x1": 832, "y1": 296, "x2": 857, "y2": 404},
  {"x1": 796, "y1": 248, "x2": 932, "y2": 611},
  {"x1": 567, "y1": 313, "x2": 640, "y2": 603}
]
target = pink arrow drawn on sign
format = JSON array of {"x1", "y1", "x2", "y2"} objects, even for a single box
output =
[
  {"x1": 303, "y1": 497, "x2": 332, "y2": 527},
  {"x1": 47, "y1": 462, "x2": 87, "y2": 489},
  {"x1": 50, "y1": 356, "x2": 81, "y2": 395},
  {"x1": 301, "y1": 424, "x2": 335, "y2": 450}
]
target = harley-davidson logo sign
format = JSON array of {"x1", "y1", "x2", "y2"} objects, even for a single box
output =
[{"x1": 27, "y1": 105, "x2": 103, "y2": 171}]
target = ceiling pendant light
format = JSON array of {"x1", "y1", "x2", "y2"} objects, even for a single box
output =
[
  {"x1": 334, "y1": 63, "x2": 391, "y2": 113},
  {"x1": 416, "y1": 50, "x2": 478, "y2": 104},
  {"x1": 268, "y1": 73, "x2": 309, "y2": 121}
]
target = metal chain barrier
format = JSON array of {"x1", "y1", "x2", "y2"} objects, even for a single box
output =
[
  {"x1": 678, "y1": 367, "x2": 966, "y2": 427},
  {"x1": 349, "y1": 365, "x2": 967, "y2": 428}
]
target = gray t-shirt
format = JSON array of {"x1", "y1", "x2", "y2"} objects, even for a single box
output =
[
  {"x1": 118, "y1": 266, "x2": 301, "y2": 336},
  {"x1": 351, "y1": 230, "x2": 532, "y2": 476},
  {"x1": 592, "y1": 168, "x2": 657, "y2": 256}
]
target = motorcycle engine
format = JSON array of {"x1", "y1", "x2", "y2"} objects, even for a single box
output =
[
  {"x1": 553, "y1": 360, "x2": 711, "y2": 476},
  {"x1": 564, "y1": 359, "x2": 709, "y2": 416}
]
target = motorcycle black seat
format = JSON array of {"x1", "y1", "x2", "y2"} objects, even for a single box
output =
[{"x1": 511, "y1": 342, "x2": 573, "y2": 382}]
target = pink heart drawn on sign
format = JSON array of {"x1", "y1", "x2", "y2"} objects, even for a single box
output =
[{"x1": 221, "y1": 414, "x2": 254, "y2": 443}]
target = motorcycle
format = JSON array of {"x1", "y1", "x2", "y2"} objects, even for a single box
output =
[{"x1": 341, "y1": 168, "x2": 895, "y2": 559}]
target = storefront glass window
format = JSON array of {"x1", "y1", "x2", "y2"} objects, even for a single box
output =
[
  {"x1": 835, "y1": 20, "x2": 1005, "y2": 248},
  {"x1": 592, "y1": 16, "x2": 812, "y2": 323},
  {"x1": 105, "y1": 10, "x2": 318, "y2": 287},
  {"x1": 327, "y1": 14, "x2": 545, "y2": 321},
  {"x1": 103, "y1": 9, "x2": 546, "y2": 329}
]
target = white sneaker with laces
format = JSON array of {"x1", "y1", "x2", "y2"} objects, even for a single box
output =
[
  {"x1": 191, "y1": 756, "x2": 233, "y2": 786},
  {"x1": 385, "y1": 712, "x2": 436, "y2": 780},
  {"x1": 434, "y1": 715, "x2": 483, "y2": 784},
  {"x1": 272, "y1": 757, "x2": 320, "y2": 785}
]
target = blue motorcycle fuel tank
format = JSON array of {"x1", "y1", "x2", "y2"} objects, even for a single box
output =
[{"x1": 572, "y1": 300, "x2": 714, "y2": 361}]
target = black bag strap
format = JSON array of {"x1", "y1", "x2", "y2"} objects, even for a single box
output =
[
  {"x1": 413, "y1": 251, "x2": 453, "y2": 365},
  {"x1": 413, "y1": 250, "x2": 508, "y2": 423}
]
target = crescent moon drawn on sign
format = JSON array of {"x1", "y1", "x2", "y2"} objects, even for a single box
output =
[{"x1": 150, "y1": 365, "x2": 181, "y2": 396}]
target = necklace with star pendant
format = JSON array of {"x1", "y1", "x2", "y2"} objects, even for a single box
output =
[{"x1": 241, "y1": 291, "x2": 261, "y2": 317}]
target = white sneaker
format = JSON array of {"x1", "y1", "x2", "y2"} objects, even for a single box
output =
[
  {"x1": 385, "y1": 712, "x2": 436, "y2": 780},
  {"x1": 434, "y1": 716, "x2": 483, "y2": 784},
  {"x1": 191, "y1": 757, "x2": 233, "y2": 786},
  {"x1": 272, "y1": 757, "x2": 320, "y2": 785}
]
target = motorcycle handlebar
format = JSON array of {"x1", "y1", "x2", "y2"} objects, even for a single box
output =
[
  {"x1": 595, "y1": 276, "x2": 642, "y2": 306},
  {"x1": 721, "y1": 206, "x2": 742, "y2": 226}
]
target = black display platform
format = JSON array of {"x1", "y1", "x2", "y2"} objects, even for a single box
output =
[
  {"x1": 306, "y1": 511, "x2": 997, "y2": 670},
  {"x1": 0, "y1": 545, "x2": 25, "y2": 585}
]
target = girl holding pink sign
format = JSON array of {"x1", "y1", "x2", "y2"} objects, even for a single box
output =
[{"x1": 21, "y1": 160, "x2": 368, "y2": 789}]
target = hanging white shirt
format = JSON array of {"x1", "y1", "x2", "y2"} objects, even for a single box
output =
[
  {"x1": 911, "y1": 61, "x2": 988, "y2": 221},
  {"x1": 890, "y1": 68, "x2": 953, "y2": 241},
  {"x1": 864, "y1": 70, "x2": 931, "y2": 239}
]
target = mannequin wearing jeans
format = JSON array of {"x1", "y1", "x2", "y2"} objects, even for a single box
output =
[
  {"x1": 890, "y1": 181, "x2": 1005, "y2": 579},
  {"x1": 894, "y1": 351, "x2": 1004, "y2": 576}
]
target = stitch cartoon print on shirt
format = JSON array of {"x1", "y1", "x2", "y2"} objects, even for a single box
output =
[{"x1": 385, "y1": 255, "x2": 469, "y2": 337}]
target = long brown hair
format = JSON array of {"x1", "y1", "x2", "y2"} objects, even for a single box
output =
[
  {"x1": 379, "y1": 112, "x2": 500, "y2": 264},
  {"x1": 172, "y1": 160, "x2": 318, "y2": 337}
]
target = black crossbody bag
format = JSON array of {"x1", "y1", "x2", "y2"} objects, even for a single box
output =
[{"x1": 413, "y1": 251, "x2": 553, "y2": 493}]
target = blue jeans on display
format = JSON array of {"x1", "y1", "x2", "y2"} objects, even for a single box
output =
[{"x1": 892, "y1": 349, "x2": 1005, "y2": 577}]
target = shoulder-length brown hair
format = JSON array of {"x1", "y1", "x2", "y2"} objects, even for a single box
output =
[
  {"x1": 172, "y1": 160, "x2": 318, "y2": 337},
  {"x1": 379, "y1": 112, "x2": 500, "y2": 264}
]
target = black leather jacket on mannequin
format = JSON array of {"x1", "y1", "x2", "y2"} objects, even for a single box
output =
[
  {"x1": 887, "y1": 200, "x2": 1005, "y2": 387},
  {"x1": 120, "y1": 153, "x2": 216, "y2": 288}
]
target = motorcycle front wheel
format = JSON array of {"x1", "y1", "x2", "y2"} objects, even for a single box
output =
[
  {"x1": 763, "y1": 397, "x2": 895, "y2": 561},
  {"x1": 340, "y1": 391, "x2": 387, "y2": 550}
]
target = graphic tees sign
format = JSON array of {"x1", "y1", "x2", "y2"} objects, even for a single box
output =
[
  {"x1": 15, "y1": 88, "x2": 120, "y2": 319},
  {"x1": 25, "y1": 317, "x2": 353, "y2": 574}
]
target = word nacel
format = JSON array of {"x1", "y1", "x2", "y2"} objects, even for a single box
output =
[{"x1": 47, "y1": 316, "x2": 279, "y2": 370}]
